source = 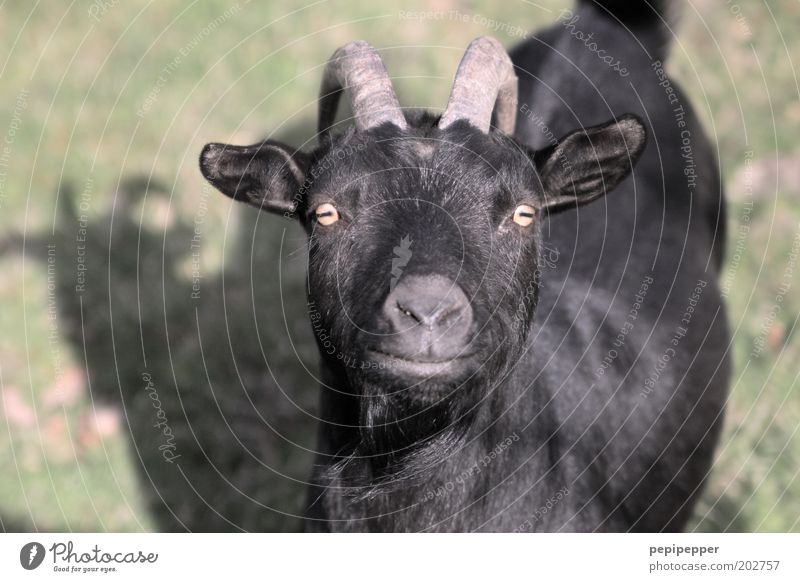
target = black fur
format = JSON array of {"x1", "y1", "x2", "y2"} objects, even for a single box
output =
[{"x1": 199, "y1": 1, "x2": 728, "y2": 532}]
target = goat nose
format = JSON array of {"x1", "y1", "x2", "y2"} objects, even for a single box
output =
[
  {"x1": 382, "y1": 275, "x2": 473, "y2": 359},
  {"x1": 397, "y1": 297, "x2": 455, "y2": 328}
]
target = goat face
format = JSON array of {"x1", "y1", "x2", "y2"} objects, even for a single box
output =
[
  {"x1": 304, "y1": 121, "x2": 546, "y2": 408},
  {"x1": 199, "y1": 38, "x2": 646, "y2": 440}
]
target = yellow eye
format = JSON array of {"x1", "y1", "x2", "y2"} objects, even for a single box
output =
[
  {"x1": 314, "y1": 203, "x2": 339, "y2": 225},
  {"x1": 512, "y1": 204, "x2": 535, "y2": 227}
]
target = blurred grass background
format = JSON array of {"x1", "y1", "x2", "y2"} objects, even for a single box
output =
[{"x1": 0, "y1": 0, "x2": 798, "y2": 532}]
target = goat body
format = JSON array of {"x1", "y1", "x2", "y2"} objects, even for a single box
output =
[{"x1": 201, "y1": 0, "x2": 729, "y2": 532}]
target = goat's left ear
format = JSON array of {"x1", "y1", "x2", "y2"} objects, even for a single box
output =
[
  {"x1": 199, "y1": 141, "x2": 310, "y2": 215},
  {"x1": 534, "y1": 114, "x2": 646, "y2": 213}
]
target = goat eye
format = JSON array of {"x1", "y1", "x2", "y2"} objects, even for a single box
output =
[
  {"x1": 314, "y1": 203, "x2": 339, "y2": 225},
  {"x1": 512, "y1": 204, "x2": 535, "y2": 227}
]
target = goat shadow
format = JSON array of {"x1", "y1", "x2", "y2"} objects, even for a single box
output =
[{"x1": 11, "y1": 122, "x2": 319, "y2": 532}]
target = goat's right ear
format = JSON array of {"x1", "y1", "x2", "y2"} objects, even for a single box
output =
[{"x1": 199, "y1": 141, "x2": 310, "y2": 215}]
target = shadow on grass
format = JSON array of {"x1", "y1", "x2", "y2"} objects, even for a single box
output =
[{"x1": 10, "y1": 123, "x2": 319, "y2": 532}]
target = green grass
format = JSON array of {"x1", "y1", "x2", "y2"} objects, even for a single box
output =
[{"x1": 0, "y1": 0, "x2": 798, "y2": 531}]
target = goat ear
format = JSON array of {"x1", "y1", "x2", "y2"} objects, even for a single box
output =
[
  {"x1": 199, "y1": 141, "x2": 309, "y2": 215},
  {"x1": 534, "y1": 114, "x2": 646, "y2": 213}
]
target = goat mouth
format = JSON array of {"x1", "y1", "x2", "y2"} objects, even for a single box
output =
[{"x1": 364, "y1": 349, "x2": 478, "y2": 380}]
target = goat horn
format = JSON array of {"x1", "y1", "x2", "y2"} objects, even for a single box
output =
[
  {"x1": 439, "y1": 37, "x2": 518, "y2": 134},
  {"x1": 317, "y1": 40, "x2": 407, "y2": 139}
]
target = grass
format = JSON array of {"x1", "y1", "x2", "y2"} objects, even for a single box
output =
[{"x1": 0, "y1": 0, "x2": 798, "y2": 531}]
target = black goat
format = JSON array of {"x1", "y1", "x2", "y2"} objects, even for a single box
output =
[{"x1": 199, "y1": 0, "x2": 729, "y2": 532}]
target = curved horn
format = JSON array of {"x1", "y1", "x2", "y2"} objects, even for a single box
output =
[
  {"x1": 439, "y1": 37, "x2": 518, "y2": 134},
  {"x1": 317, "y1": 40, "x2": 407, "y2": 139}
]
